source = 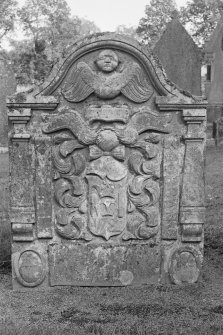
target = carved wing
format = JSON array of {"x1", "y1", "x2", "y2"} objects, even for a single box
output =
[
  {"x1": 43, "y1": 110, "x2": 98, "y2": 145},
  {"x1": 121, "y1": 63, "x2": 153, "y2": 103},
  {"x1": 62, "y1": 62, "x2": 96, "y2": 102}
]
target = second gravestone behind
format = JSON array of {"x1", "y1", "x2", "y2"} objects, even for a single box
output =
[{"x1": 153, "y1": 12, "x2": 201, "y2": 96}]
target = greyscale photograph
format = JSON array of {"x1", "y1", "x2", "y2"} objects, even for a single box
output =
[{"x1": 0, "y1": 0, "x2": 222, "y2": 334}]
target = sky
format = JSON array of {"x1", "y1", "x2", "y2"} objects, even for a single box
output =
[{"x1": 17, "y1": 0, "x2": 188, "y2": 32}]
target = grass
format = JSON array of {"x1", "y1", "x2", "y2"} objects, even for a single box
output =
[{"x1": 1, "y1": 146, "x2": 223, "y2": 334}]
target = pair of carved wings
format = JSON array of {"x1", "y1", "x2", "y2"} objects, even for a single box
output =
[{"x1": 62, "y1": 62, "x2": 153, "y2": 103}]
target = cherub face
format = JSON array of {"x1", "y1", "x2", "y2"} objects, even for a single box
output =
[{"x1": 96, "y1": 50, "x2": 119, "y2": 73}]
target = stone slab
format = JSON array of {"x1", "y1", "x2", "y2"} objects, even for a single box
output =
[{"x1": 49, "y1": 243, "x2": 160, "y2": 286}]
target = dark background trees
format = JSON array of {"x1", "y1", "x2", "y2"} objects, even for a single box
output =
[
  {"x1": 0, "y1": 0, "x2": 17, "y2": 47},
  {"x1": 1, "y1": 0, "x2": 223, "y2": 86},
  {"x1": 136, "y1": 0, "x2": 177, "y2": 47},
  {"x1": 136, "y1": 0, "x2": 223, "y2": 48},
  {"x1": 1, "y1": 0, "x2": 100, "y2": 86}
]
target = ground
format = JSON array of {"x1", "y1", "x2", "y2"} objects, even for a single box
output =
[{"x1": 1, "y1": 146, "x2": 223, "y2": 335}]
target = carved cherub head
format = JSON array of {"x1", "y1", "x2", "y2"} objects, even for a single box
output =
[{"x1": 95, "y1": 49, "x2": 119, "y2": 73}]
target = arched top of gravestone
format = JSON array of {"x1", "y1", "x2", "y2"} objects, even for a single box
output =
[{"x1": 32, "y1": 33, "x2": 198, "y2": 102}]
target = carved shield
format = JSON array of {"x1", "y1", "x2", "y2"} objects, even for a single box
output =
[{"x1": 86, "y1": 156, "x2": 127, "y2": 240}]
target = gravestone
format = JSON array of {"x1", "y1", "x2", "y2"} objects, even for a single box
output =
[
  {"x1": 205, "y1": 12, "x2": 223, "y2": 105},
  {"x1": 204, "y1": 9, "x2": 223, "y2": 144},
  {"x1": 205, "y1": 10, "x2": 223, "y2": 132},
  {"x1": 7, "y1": 34, "x2": 206, "y2": 290},
  {"x1": 153, "y1": 11, "x2": 201, "y2": 96}
]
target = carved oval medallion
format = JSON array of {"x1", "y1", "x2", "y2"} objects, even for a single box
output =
[
  {"x1": 119, "y1": 270, "x2": 134, "y2": 286},
  {"x1": 169, "y1": 247, "x2": 201, "y2": 285},
  {"x1": 14, "y1": 250, "x2": 46, "y2": 287}
]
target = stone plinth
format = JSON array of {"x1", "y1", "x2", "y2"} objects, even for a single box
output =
[{"x1": 7, "y1": 34, "x2": 206, "y2": 290}]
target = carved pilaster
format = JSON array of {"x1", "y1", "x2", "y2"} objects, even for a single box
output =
[
  {"x1": 181, "y1": 109, "x2": 206, "y2": 242},
  {"x1": 156, "y1": 98, "x2": 206, "y2": 244},
  {"x1": 8, "y1": 108, "x2": 31, "y2": 141},
  {"x1": 162, "y1": 135, "x2": 184, "y2": 240},
  {"x1": 34, "y1": 135, "x2": 53, "y2": 238},
  {"x1": 8, "y1": 108, "x2": 35, "y2": 241},
  {"x1": 12, "y1": 223, "x2": 34, "y2": 241}
]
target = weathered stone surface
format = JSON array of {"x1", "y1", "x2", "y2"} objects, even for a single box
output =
[
  {"x1": 169, "y1": 247, "x2": 202, "y2": 284},
  {"x1": 7, "y1": 33, "x2": 206, "y2": 289},
  {"x1": 162, "y1": 136, "x2": 185, "y2": 240},
  {"x1": 181, "y1": 142, "x2": 205, "y2": 207},
  {"x1": 12, "y1": 223, "x2": 34, "y2": 241},
  {"x1": 153, "y1": 15, "x2": 201, "y2": 95},
  {"x1": 35, "y1": 136, "x2": 53, "y2": 238},
  {"x1": 10, "y1": 141, "x2": 34, "y2": 207},
  {"x1": 49, "y1": 243, "x2": 160, "y2": 286},
  {"x1": 12, "y1": 244, "x2": 47, "y2": 289}
]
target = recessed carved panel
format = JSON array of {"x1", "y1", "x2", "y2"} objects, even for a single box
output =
[{"x1": 43, "y1": 105, "x2": 165, "y2": 243}]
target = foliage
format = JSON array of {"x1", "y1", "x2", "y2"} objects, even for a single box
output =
[
  {"x1": 0, "y1": 0, "x2": 17, "y2": 46},
  {"x1": 136, "y1": 0, "x2": 177, "y2": 47},
  {"x1": 180, "y1": 0, "x2": 223, "y2": 47},
  {"x1": 8, "y1": 39, "x2": 52, "y2": 86},
  {"x1": 8, "y1": 0, "x2": 100, "y2": 86},
  {"x1": 78, "y1": 18, "x2": 100, "y2": 36},
  {"x1": 115, "y1": 25, "x2": 139, "y2": 40},
  {"x1": 17, "y1": 0, "x2": 71, "y2": 41},
  {"x1": 136, "y1": 0, "x2": 223, "y2": 49},
  {"x1": 17, "y1": 0, "x2": 80, "y2": 59}
]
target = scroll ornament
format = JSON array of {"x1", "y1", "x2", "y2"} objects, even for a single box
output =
[{"x1": 43, "y1": 109, "x2": 165, "y2": 241}]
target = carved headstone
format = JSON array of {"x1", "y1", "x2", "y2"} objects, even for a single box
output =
[
  {"x1": 153, "y1": 12, "x2": 201, "y2": 96},
  {"x1": 7, "y1": 34, "x2": 206, "y2": 290}
]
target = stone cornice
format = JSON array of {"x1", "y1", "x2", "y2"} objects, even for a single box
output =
[
  {"x1": 7, "y1": 103, "x2": 59, "y2": 110},
  {"x1": 156, "y1": 96, "x2": 207, "y2": 111}
]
